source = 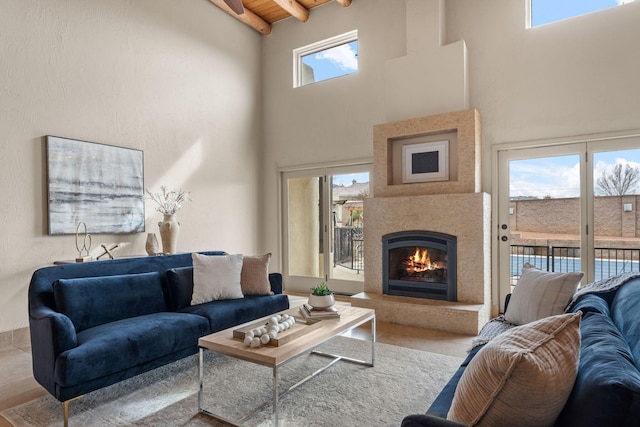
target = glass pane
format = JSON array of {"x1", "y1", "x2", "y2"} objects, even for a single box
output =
[
  {"x1": 330, "y1": 172, "x2": 368, "y2": 283},
  {"x1": 287, "y1": 176, "x2": 323, "y2": 278},
  {"x1": 301, "y1": 41, "x2": 358, "y2": 85},
  {"x1": 593, "y1": 149, "x2": 640, "y2": 280},
  {"x1": 531, "y1": 0, "x2": 628, "y2": 27},
  {"x1": 508, "y1": 155, "x2": 582, "y2": 285}
]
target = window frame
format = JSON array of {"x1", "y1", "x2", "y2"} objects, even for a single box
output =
[
  {"x1": 292, "y1": 30, "x2": 358, "y2": 88},
  {"x1": 280, "y1": 161, "x2": 371, "y2": 295}
]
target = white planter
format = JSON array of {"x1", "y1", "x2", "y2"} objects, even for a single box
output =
[{"x1": 308, "y1": 293, "x2": 335, "y2": 308}]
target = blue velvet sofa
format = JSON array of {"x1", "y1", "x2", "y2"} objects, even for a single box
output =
[
  {"x1": 28, "y1": 251, "x2": 289, "y2": 416},
  {"x1": 402, "y1": 276, "x2": 640, "y2": 427}
]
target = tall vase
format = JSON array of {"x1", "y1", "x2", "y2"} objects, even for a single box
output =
[
  {"x1": 145, "y1": 233, "x2": 159, "y2": 256},
  {"x1": 158, "y1": 214, "x2": 180, "y2": 254}
]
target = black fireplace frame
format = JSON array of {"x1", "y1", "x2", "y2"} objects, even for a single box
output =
[{"x1": 382, "y1": 230, "x2": 457, "y2": 301}]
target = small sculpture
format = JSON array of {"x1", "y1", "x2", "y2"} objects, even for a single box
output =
[
  {"x1": 97, "y1": 244, "x2": 119, "y2": 260},
  {"x1": 75, "y1": 222, "x2": 93, "y2": 262},
  {"x1": 243, "y1": 314, "x2": 296, "y2": 347}
]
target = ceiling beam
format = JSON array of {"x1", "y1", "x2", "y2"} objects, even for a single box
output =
[
  {"x1": 208, "y1": 0, "x2": 272, "y2": 35},
  {"x1": 272, "y1": 0, "x2": 309, "y2": 22},
  {"x1": 335, "y1": 0, "x2": 352, "y2": 6}
]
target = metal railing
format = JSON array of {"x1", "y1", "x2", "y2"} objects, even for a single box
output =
[
  {"x1": 334, "y1": 226, "x2": 364, "y2": 273},
  {"x1": 510, "y1": 244, "x2": 640, "y2": 282}
]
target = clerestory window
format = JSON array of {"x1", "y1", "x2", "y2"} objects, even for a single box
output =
[
  {"x1": 293, "y1": 30, "x2": 358, "y2": 88},
  {"x1": 530, "y1": 0, "x2": 635, "y2": 27}
]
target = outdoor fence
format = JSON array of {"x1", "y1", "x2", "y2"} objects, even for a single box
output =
[
  {"x1": 510, "y1": 244, "x2": 640, "y2": 283},
  {"x1": 334, "y1": 226, "x2": 364, "y2": 273}
]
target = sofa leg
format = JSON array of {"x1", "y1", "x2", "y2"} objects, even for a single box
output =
[{"x1": 62, "y1": 396, "x2": 83, "y2": 427}]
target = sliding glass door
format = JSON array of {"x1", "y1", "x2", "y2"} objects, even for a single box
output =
[
  {"x1": 282, "y1": 164, "x2": 370, "y2": 295},
  {"x1": 497, "y1": 136, "x2": 640, "y2": 310}
]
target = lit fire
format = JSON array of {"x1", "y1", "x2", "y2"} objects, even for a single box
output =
[{"x1": 404, "y1": 247, "x2": 440, "y2": 273}]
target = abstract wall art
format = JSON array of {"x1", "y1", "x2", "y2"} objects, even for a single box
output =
[{"x1": 46, "y1": 136, "x2": 145, "y2": 235}]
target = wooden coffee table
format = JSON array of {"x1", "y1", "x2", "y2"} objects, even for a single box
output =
[{"x1": 197, "y1": 305, "x2": 375, "y2": 426}]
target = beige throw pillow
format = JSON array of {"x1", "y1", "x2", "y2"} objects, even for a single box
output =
[
  {"x1": 504, "y1": 264, "x2": 583, "y2": 325},
  {"x1": 241, "y1": 253, "x2": 274, "y2": 295},
  {"x1": 447, "y1": 312, "x2": 582, "y2": 427},
  {"x1": 191, "y1": 253, "x2": 244, "y2": 305}
]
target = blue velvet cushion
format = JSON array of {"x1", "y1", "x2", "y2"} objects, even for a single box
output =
[
  {"x1": 179, "y1": 294, "x2": 290, "y2": 332},
  {"x1": 555, "y1": 312, "x2": 640, "y2": 426},
  {"x1": 611, "y1": 278, "x2": 640, "y2": 363},
  {"x1": 165, "y1": 266, "x2": 195, "y2": 311},
  {"x1": 54, "y1": 312, "x2": 210, "y2": 386},
  {"x1": 568, "y1": 293, "x2": 611, "y2": 316},
  {"x1": 53, "y1": 272, "x2": 166, "y2": 332}
]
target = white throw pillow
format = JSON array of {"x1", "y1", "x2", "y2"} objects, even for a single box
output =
[
  {"x1": 447, "y1": 312, "x2": 582, "y2": 427},
  {"x1": 504, "y1": 263, "x2": 583, "y2": 325},
  {"x1": 191, "y1": 253, "x2": 244, "y2": 305}
]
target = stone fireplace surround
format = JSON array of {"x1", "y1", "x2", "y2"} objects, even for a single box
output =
[{"x1": 351, "y1": 109, "x2": 491, "y2": 335}]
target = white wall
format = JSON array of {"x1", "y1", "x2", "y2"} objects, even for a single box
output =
[
  {"x1": 261, "y1": 0, "x2": 640, "y2": 286},
  {"x1": 0, "y1": 0, "x2": 263, "y2": 333},
  {"x1": 445, "y1": 0, "x2": 640, "y2": 188},
  {"x1": 261, "y1": 0, "x2": 470, "y2": 273}
]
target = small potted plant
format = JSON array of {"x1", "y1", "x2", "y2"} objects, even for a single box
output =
[{"x1": 308, "y1": 282, "x2": 335, "y2": 308}]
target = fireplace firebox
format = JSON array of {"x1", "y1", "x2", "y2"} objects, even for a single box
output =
[{"x1": 382, "y1": 231, "x2": 457, "y2": 301}]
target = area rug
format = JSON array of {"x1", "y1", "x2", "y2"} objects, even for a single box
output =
[{"x1": 1, "y1": 337, "x2": 462, "y2": 427}]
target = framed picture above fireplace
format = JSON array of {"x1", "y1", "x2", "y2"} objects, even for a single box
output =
[{"x1": 402, "y1": 140, "x2": 449, "y2": 183}]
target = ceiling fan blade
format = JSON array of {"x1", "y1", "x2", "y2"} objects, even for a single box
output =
[{"x1": 223, "y1": 0, "x2": 245, "y2": 15}]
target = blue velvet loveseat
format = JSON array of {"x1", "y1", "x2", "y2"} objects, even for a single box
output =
[
  {"x1": 402, "y1": 274, "x2": 640, "y2": 427},
  {"x1": 28, "y1": 251, "x2": 289, "y2": 422}
]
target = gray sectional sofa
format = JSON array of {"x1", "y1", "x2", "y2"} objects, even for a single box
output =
[{"x1": 28, "y1": 251, "x2": 289, "y2": 424}]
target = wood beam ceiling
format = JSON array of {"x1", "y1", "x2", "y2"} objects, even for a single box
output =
[
  {"x1": 208, "y1": 0, "x2": 272, "y2": 35},
  {"x1": 209, "y1": 0, "x2": 353, "y2": 35}
]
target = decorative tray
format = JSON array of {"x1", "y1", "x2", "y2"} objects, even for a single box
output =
[{"x1": 233, "y1": 316, "x2": 321, "y2": 347}]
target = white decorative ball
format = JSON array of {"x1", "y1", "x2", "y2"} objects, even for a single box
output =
[
  {"x1": 278, "y1": 324, "x2": 285, "y2": 332},
  {"x1": 244, "y1": 337, "x2": 252, "y2": 346},
  {"x1": 260, "y1": 334, "x2": 271, "y2": 345},
  {"x1": 269, "y1": 317, "x2": 278, "y2": 326},
  {"x1": 268, "y1": 331, "x2": 278, "y2": 339},
  {"x1": 246, "y1": 331, "x2": 255, "y2": 339},
  {"x1": 250, "y1": 337, "x2": 261, "y2": 348},
  {"x1": 259, "y1": 327, "x2": 267, "y2": 335}
]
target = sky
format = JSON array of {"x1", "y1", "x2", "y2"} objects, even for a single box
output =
[
  {"x1": 532, "y1": 0, "x2": 635, "y2": 26},
  {"x1": 301, "y1": 41, "x2": 358, "y2": 84},
  {"x1": 510, "y1": 150, "x2": 640, "y2": 199},
  {"x1": 333, "y1": 172, "x2": 369, "y2": 187}
]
